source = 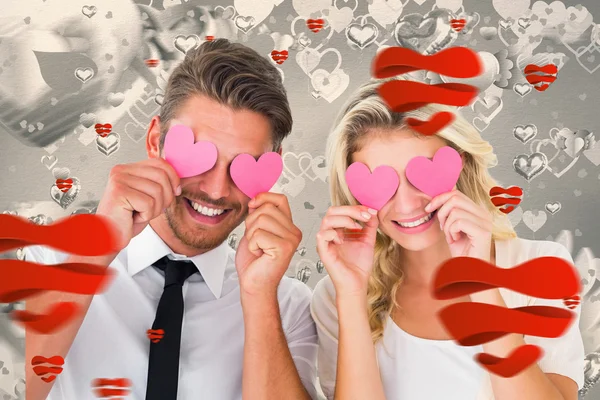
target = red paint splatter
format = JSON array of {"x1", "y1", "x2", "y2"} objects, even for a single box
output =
[
  {"x1": 92, "y1": 378, "x2": 132, "y2": 399},
  {"x1": 13, "y1": 302, "x2": 79, "y2": 333},
  {"x1": 433, "y1": 256, "x2": 580, "y2": 377},
  {"x1": 477, "y1": 345, "x2": 542, "y2": 377},
  {"x1": 0, "y1": 214, "x2": 120, "y2": 256},
  {"x1": 0, "y1": 214, "x2": 119, "y2": 333},
  {"x1": 372, "y1": 46, "x2": 481, "y2": 136},
  {"x1": 433, "y1": 256, "x2": 579, "y2": 299}
]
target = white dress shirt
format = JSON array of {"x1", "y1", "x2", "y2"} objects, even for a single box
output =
[
  {"x1": 311, "y1": 237, "x2": 585, "y2": 400},
  {"x1": 25, "y1": 225, "x2": 318, "y2": 400}
]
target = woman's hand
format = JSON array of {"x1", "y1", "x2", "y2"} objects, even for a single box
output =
[
  {"x1": 316, "y1": 205, "x2": 379, "y2": 297},
  {"x1": 425, "y1": 189, "x2": 493, "y2": 262}
]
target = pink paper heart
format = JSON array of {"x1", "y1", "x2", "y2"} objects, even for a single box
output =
[
  {"x1": 345, "y1": 163, "x2": 399, "y2": 210},
  {"x1": 230, "y1": 152, "x2": 283, "y2": 198},
  {"x1": 164, "y1": 124, "x2": 218, "y2": 178},
  {"x1": 405, "y1": 146, "x2": 463, "y2": 198}
]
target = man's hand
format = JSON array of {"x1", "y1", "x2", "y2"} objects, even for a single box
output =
[
  {"x1": 235, "y1": 192, "x2": 302, "y2": 298},
  {"x1": 96, "y1": 157, "x2": 181, "y2": 253}
]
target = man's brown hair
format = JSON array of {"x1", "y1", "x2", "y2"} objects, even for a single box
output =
[{"x1": 159, "y1": 38, "x2": 292, "y2": 151}]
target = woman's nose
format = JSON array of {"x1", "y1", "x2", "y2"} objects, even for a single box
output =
[{"x1": 390, "y1": 178, "x2": 428, "y2": 215}]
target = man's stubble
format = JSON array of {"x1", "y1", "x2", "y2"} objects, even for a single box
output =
[{"x1": 164, "y1": 196, "x2": 248, "y2": 251}]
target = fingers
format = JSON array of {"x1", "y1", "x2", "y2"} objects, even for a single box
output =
[
  {"x1": 432, "y1": 191, "x2": 486, "y2": 230},
  {"x1": 316, "y1": 205, "x2": 379, "y2": 252},
  {"x1": 122, "y1": 167, "x2": 175, "y2": 212},
  {"x1": 113, "y1": 184, "x2": 158, "y2": 224},
  {"x1": 316, "y1": 230, "x2": 343, "y2": 260},
  {"x1": 245, "y1": 213, "x2": 295, "y2": 243},
  {"x1": 245, "y1": 203, "x2": 288, "y2": 229},
  {"x1": 321, "y1": 215, "x2": 364, "y2": 231},
  {"x1": 326, "y1": 205, "x2": 377, "y2": 223},
  {"x1": 442, "y1": 208, "x2": 482, "y2": 236},
  {"x1": 117, "y1": 176, "x2": 167, "y2": 223},
  {"x1": 443, "y1": 205, "x2": 493, "y2": 245},
  {"x1": 248, "y1": 229, "x2": 294, "y2": 259},
  {"x1": 249, "y1": 192, "x2": 292, "y2": 218},
  {"x1": 244, "y1": 203, "x2": 302, "y2": 243},
  {"x1": 446, "y1": 218, "x2": 487, "y2": 244},
  {"x1": 424, "y1": 190, "x2": 456, "y2": 213},
  {"x1": 109, "y1": 161, "x2": 181, "y2": 223},
  {"x1": 144, "y1": 158, "x2": 182, "y2": 194}
]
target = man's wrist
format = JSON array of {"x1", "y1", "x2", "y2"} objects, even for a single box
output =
[{"x1": 240, "y1": 286, "x2": 279, "y2": 310}]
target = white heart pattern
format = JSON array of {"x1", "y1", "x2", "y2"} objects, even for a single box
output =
[{"x1": 346, "y1": 23, "x2": 379, "y2": 49}]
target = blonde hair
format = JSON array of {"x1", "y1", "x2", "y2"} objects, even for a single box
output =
[{"x1": 325, "y1": 76, "x2": 517, "y2": 344}]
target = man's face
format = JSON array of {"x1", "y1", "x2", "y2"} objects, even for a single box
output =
[{"x1": 150, "y1": 94, "x2": 274, "y2": 252}]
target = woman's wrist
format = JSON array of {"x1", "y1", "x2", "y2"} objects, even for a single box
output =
[
  {"x1": 336, "y1": 290, "x2": 370, "y2": 316},
  {"x1": 334, "y1": 284, "x2": 369, "y2": 304}
]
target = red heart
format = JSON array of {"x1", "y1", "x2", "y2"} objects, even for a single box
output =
[
  {"x1": 450, "y1": 19, "x2": 466, "y2": 32},
  {"x1": 94, "y1": 123, "x2": 112, "y2": 136},
  {"x1": 271, "y1": 50, "x2": 289, "y2": 65},
  {"x1": 56, "y1": 179, "x2": 73, "y2": 193},
  {"x1": 147, "y1": 328, "x2": 165, "y2": 343},
  {"x1": 307, "y1": 19, "x2": 325, "y2": 33},
  {"x1": 524, "y1": 64, "x2": 558, "y2": 92},
  {"x1": 489, "y1": 186, "x2": 523, "y2": 214}
]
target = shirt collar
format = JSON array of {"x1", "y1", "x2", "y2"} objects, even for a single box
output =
[{"x1": 126, "y1": 225, "x2": 231, "y2": 299}]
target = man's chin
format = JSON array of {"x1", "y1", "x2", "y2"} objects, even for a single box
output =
[{"x1": 165, "y1": 205, "x2": 243, "y2": 251}]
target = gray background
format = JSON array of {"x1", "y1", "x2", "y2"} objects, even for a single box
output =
[{"x1": 1, "y1": 0, "x2": 600, "y2": 398}]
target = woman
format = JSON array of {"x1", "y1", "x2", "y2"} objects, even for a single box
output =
[{"x1": 311, "y1": 77, "x2": 584, "y2": 400}]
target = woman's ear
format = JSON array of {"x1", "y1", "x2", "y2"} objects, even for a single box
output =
[{"x1": 277, "y1": 146, "x2": 282, "y2": 155}]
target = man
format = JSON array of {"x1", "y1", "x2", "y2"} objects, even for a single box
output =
[{"x1": 25, "y1": 39, "x2": 318, "y2": 400}]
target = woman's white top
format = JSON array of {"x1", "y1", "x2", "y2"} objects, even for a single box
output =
[{"x1": 310, "y1": 237, "x2": 585, "y2": 400}]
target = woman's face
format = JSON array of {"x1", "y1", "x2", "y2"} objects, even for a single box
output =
[{"x1": 351, "y1": 128, "x2": 452, "y2": 252}]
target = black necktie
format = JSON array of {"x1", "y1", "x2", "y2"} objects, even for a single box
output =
[{"x1": 145, "y1": 256, "x2": 198, "y2": 400}]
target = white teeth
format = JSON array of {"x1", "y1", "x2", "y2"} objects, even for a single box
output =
[
  {"x1": 397, "y1": 212, "x2": 433, "y2": 228},
  {"x1": 190, "y1": 201, "x2": 224, "y2": 217}
]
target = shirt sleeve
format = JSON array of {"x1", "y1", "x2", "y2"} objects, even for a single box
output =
[
  {"x1": 523, "y1": 241, "x2": 585, "y2": 389},
  {"x1": 310, "y1": 276, "x2": 339, "y2": 400},
  {"x1": 278, "y1": 278, "x2": 320, "y2": 399},
  {"x1": 23, "y1": 244, "x2": 66, "y2": 265}
]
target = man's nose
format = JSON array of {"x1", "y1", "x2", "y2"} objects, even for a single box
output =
[{"x1": 197, "y1": 162, "x2": 232, "y2": 200}]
